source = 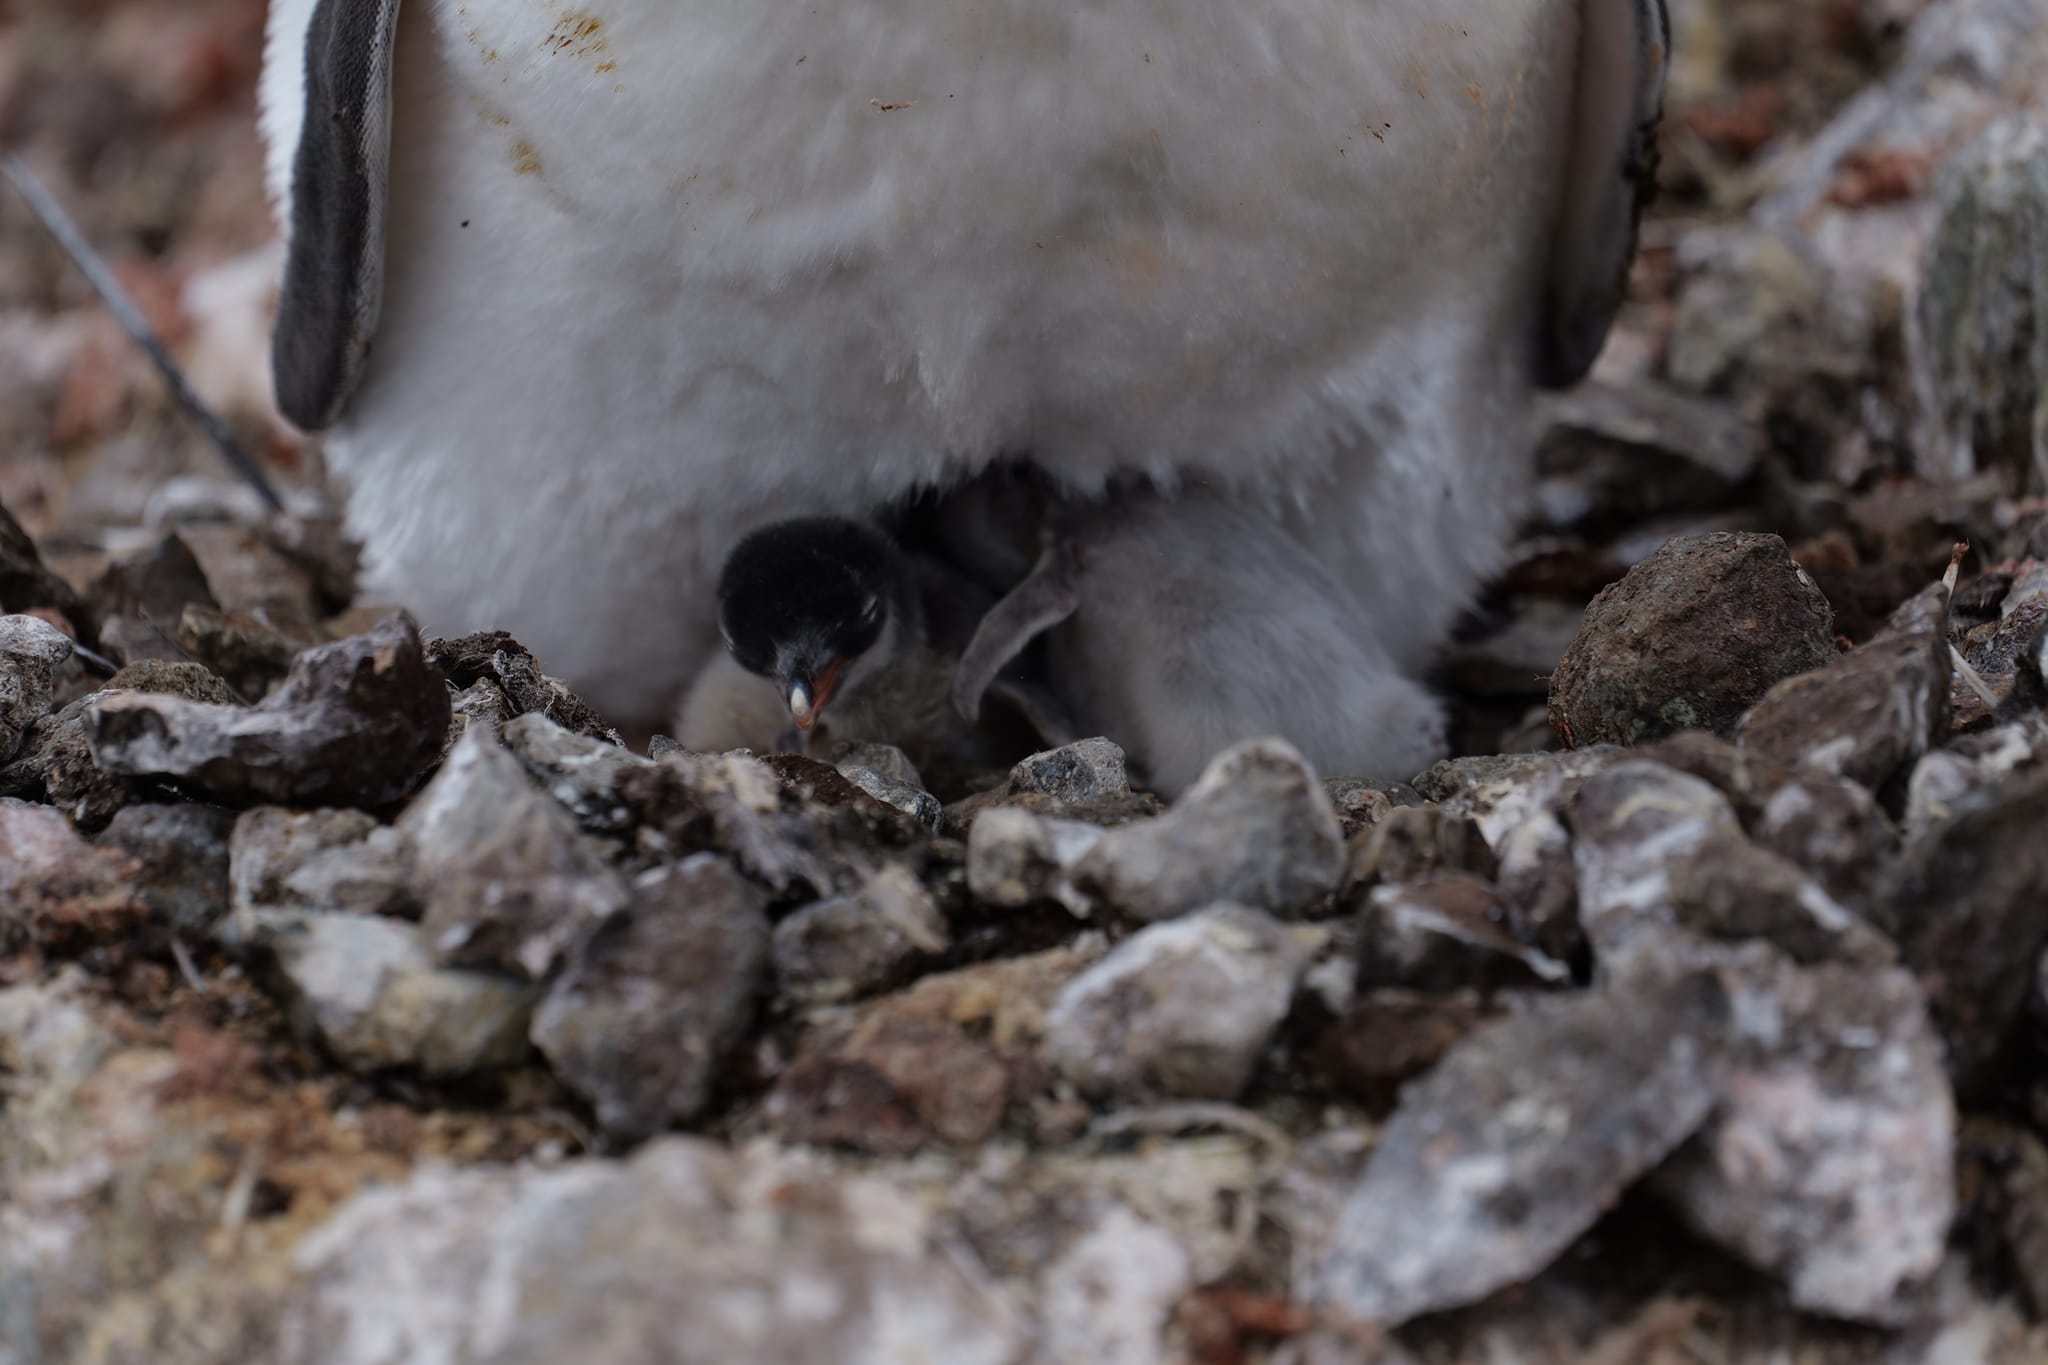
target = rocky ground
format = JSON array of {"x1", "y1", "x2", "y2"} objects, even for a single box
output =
[{"x1": 5, "y1": 0, "x2": 2048, "y2": 1361}]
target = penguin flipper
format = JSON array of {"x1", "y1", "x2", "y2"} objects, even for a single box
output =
[
  {"x1": 952, "y1": 544, "x2": 1082, "y2": 725},
  {"x1": 1534, "y1": 0, "x2": 1670, "y2": 389},
  {"x1": 272, "y1": 0, "x2": 404, "y2": 431}
]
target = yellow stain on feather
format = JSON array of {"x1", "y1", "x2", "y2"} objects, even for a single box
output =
[{"x1": 512, "y1": 139, "x2": 543, "y2": 176}]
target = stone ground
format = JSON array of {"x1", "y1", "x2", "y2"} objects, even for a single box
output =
[{"x1": 6, "y1": 0, "x2": 2048, "y2": 1360}]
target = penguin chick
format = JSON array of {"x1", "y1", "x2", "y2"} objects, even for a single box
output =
[
  {"x1": 704, "y1": 516, "x2": 1070, "y2": 782},
  {"x1": 957, "y1": 488, "x2": 1448, "y2": 796}
]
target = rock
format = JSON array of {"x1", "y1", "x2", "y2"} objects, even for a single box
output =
[
  {"x1": 1359, "y1": 876, "x2": 1573, "y2": 992},
  {"x1": 1751, "y1": 769, "x2": 1900, "y2": 912},
  {"x1": 1955, "y1": 1120, "x2": 2048, "y2": 1320},
  {"x1": 1656, "y1": 953, "x2": 1954, "y2": 1325},
  {"x1": 1664, "y1": 830, "x2": 1896, "y2": 968},
  {"x1": 773, "y1": 864, "x2": 950, "y2": 1005},
  {"x1": 1532, "y1": 380, "x2": 1760, "y2": 537},
  {"x1": 1569, "y1": 760, "x2": 1745, "y2": 970},
  {"x1": 92, "y1": 803, "x2": 235, "y2": 937},
  {"x1": 1043, "y1": 906, "x2": 1313, "y2": 1102},
  {"x1": 1738, "y1": 573, "x2": 1954, "y2": 792},
  {"x1": 1912, "y1": 112, "x2": 2048, "y2": 495},
  {"x1": 836, "y1": 761, "x2": 945, "y2": 834},
  {"x1": 401, "y1": 726, "x2": 629, "y2": 980},
  {"x1": 106, "y1": 657, "x2": 238, "y2": 703},
  {"x1": 241, "y1": 910, "x2": 539, "y2": 1077},
  {"x1": 1952, "y1": 600, "x2": 2048, "y2": 730},
  {"x1": 0, "y1": 797, "x2": 147, "y2": 951},
  {"x1": 531, "y1": 855, "x2": 770, "y2": 1140},
  {"x1": 227, "y1": 807, "x2": 415, "y2": 931},
  {"x1": 1905, "y1": 717, "x2": 2048, "y2": 830},
  {"x1": 172, "y1": 602, "x2": 304, "y2": 700},
  {"x1": 1314, "y1": 974, "x2": 1726, "y2": 1326},
  {"x1": 969, "y1": 740, "x2": 1345, "y2": 923},
  {"x1": 85, "y1": 532, "x2": 218, "y2": 663},
  {"x1": 831, "y1": 739, "x2": 923, "y2": 788},
  {"x1": 282, "y1": 1138, "x2": 1021, "y2": 1364},
  {"x1": 0, "y1": 613, "x2": 72, "y2": 761},
  {"x1": 1877, "y1": 771, "x2": 2048, "y2": 1093},
  {"x1": 426, "y1": 629, "x2": 621, "y2": 745},
  {"x1": 83, "y1": 612, "x2": 451, "y2": 808},
  {"x1": 1310, "y1": 990, "x2": 1492, "y2": 1110},
  {"x1": 1040, "y1": 1204, "x2": 1194, "y2": 1365},
  {"x1": 646, "y1": 734, "x2": 685, "y2": 761},
  {"x1": 769, "y1": 943, "x2": 1098, "y2": 1154},
  {"x1": 1548, "y1": 533, "x2": 1836, "y2": 749},
  {"x1": 501, "y1": 709, "x2": 653, "y2": 833},
  {"x1": 1006, "y1": 738, "x2": 1131, "y2": 804},
  {"x1": 1347, "y1": 804, "x2": 1497, "y2": 891}
]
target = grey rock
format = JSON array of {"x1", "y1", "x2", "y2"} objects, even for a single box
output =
[
  {"x1": 83, "y1": 612, "x2": 450, "y2": 808},
  {"x1": 1905, "y1": 716, "x2": 2048, "y2": 829},
  {"x1": 1548, "y1": 533, "x2": 1836, "y2": 749},
  {"x1": 646, "y1": 733, "x2": 685, "y2": 761},
  {"x1": 0, "y1": 613, "x2": 72, "y2": 762},
  {"x1": 401, "y1": 726, "x2": 629, "y2": 980},
  {"x1": 444, "y1": 677, "x2": 514, "y2": 752},
  {"x1": 1751, "y1": 768, "x2": 1899, "y2": 911},
  {"x1": 831, "y1": 739, "x2": 923, "y2": 789},
  {"x1": 279, "y1": 1138, "x2": 1021, "y2": 1365},
  {"x1": 241, "y1": 909, "x2": 538, "y2": 1077},
  {"x1": 774, "y1": 864, "x2": 949, "y2": 1005},
  {"x1": 837, "y1": 761, "x2": 945, "y2": 834},
  {"x1": 501, "y1": 709, "x2": 653, "y2": 833},
  {"x1": 1533, "y1": 380, "x2": 1760, "y2": 535},
  {"x1": 1569, "y1": 760, "x2": 1745, "y2": 969},
  {"x1": 965, "y1": 806, "x2": 1107, "y2": 917},
  {"x1": 1314, "y1": 974, "x2": 1726, "y2": 1325},
  {"x1": 227, "y1": 807, "x2": 415, "y2": 936},
  {"x1": 532, "y1": 855, "x2": 770, "y2": 1140},
  {"x1": 1952, "y1": 600, "x2": 2048, "y2": 730},
  {"x1": 1657, "y1": 952, "x2": 1955, "y2": 1325},
  {"x1": 0, "y1": 501, "x2": 92, "y2": 646},
  {"x1": 0, "y1": 797, "x2": 147, "y2": 949},
  {"x1": 1359, "y1": 876, "x2": 1572, "y2": 992},
  {"x1": 425, "y1": 630, "x2": 621, "y2": 745},
  {"x1": 1877, "y1": 770, "x2": 2048, "y2": 1093},
  {"x1": 1044, "y1": 905, "x2": 1311, "y2": 1102},
  {"x1": 92, "y1": 803, "x2": 235, "y2": 937},
  {"x1": 172, "y1": 603, "x2": 304, "y2": 701},
  {"x1": 1665, "y1": 831, "x2": 1896, "y2": 969},
  {"x1": 1913, "y1": 112, "x2": 2048, "y2": 495},
  {"x1": 1739, "y1": 574, "x2": 1953, "y2": 792},
  {"x1": 1006, "y1": 737, "x2": 1131, "y2": 804},
  {"x1": 1347, "y1": 805, "x2": 1497, "y2": 892}
]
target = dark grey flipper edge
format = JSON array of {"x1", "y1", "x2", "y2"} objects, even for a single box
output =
[
  {"x1": 1533, "y1": 0, "x2": 1670, "y2": 390},
  {"x1": 952, "y1": 544, "x2": 1082, "y2": 724},
  {"x1": 273, "y1": 0, "x2": 403, "y2": 431}
]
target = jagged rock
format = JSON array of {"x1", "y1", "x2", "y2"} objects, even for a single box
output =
[
  {"x1": 773, "y1": 864, "x2": 950, "y2": 1005},
  {"x1": 1739, "y1": 573, "x2": 1954, "y2": 791},
  {"x1": 1006, "y1": 738, "x2": 1131, "y2": 804},
  {"x1": 1955, "y1": 1120, "x2": 2048, "y2": 1320},
  {"x1": 531, "y1": 855, "x2": 770, "y2": 1140},
  {"x1": 83, "y1": 612, "x2": 450, "y2": 808},
  {"x1": 1665, "y1": 830, "x2": 1896, "y2": 968},
  {"x1": 280, "y1": 1138, "x2": 1021, "y2": 1364},
  {"x1": 1952, "y1": 600, "x2": 2048, "y2": 730},
  {"x1": 227, "y1": 807, "x2": 415, "y2": 931},
  {"x1": 1656, "y1": 952, "x2": 1954, "y2": 1325},
  {"x1": 241, "y1": 910, "x2": 539, "y2": 1077},
  {"x1": 1913, "y1": 112, "x2": 2048, "y2": 495},
  {"x1": 836, "y1": 761, "x2": 945, "y2": 833},
  {"x1": 1569, "y1": 760, "x2": 1744, "y2": 969},
  {"x1": 1548, "y1": 533, "x2": 1836, "y2": 749},
  {"x1": 501, "y1": 710, "x2": 653, "y2": 833},
  {"x1": 1877, "y1": 771, "x2": 2048, "y2": 1093},
  {"x1": 401, "y1": 727, "x2": 629, "y2": 980},
  {"x1": 86, "y1": 532, "x2": 218, "y2": 664},
  {"x1": 0, "y1": 797, "x2": 147, "y2": 951},
  {"x1": 92, "y1": 803, "x2": 235, "y2": 937},
  {"x1": 0, "y1": 613, "x2": 71, "y2": 761},
  {"x1": 425, "y1": 629, "x2": 620, "y2": 745},
  {"x1": 1359, "y1": 876, "x2": 1573, "y2": 992},
  {"x1": 1346, "y1": 805, "x2": 1497, "y2": 892},
  {"x1": 1043, "y1": 906, "x2": 1313, "y2": 1102},
  {"x1": 1310, "y1": 990, "x2": 1492, "y2": 1111},
  {"x1": 1905, "y1": 716, "x2": 2048, "y2": 829},
  {"x1": 1314, "y1": 973, "x2": 1727, "y2": 1326},
  {"x1": 769, "y1": 943, "x2": 1098, "y2": 1155},
  {"x1": 1039, "y1": 1204, "x2": 1194, "y2": 1365},
  {"x1": 831, "y1": 740, "x2": 923, "y2": 788},
  {"x1": 173, "y1": 602, "x2": 304, "y2": 700},
  {"x1": 967, "y1": 740, "x2": 1344, "y2": 923},
  {"x1": 1750, "y1": 768, "x2": 1899, "y2": 912},
  {"x1": 0, "y1": 500, "x2": 93, "y2": 645}
]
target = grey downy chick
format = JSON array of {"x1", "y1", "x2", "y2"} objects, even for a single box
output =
[{"x1": 955, "y1": 484, "x2": 1449, "y2": 797}]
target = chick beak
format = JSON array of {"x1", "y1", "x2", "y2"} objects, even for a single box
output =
[{"x1": 781, "y1": 657, "x2": 847, "y2": 731}]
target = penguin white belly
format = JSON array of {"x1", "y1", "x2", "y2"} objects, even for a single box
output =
[{"x1": 264, "y1": 0, "x2": 1572, "y2": 721}]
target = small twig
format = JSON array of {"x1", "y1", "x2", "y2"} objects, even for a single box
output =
[
  {"x1": 0, "y1": 154, "x2": 285, "y2": 513},
  {"x1": 1950, "y1": 645, "x2": 2001, "y2": 714},
  {"x1": 169, "y1": 932, "x2": 210, "y2": 997},
  {"x1": 69, "y1": 639, "x2": 120, "y2": 677},
  {"x1": 1943, "y1": 540, "x2": 1969, "y2": 594}
]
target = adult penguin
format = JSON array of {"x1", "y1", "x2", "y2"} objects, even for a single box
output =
[{"x1": 259, "y1": 0, "x2": 1666, "y2": 744}]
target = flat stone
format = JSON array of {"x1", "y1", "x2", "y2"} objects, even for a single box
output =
[
  {"x1": 239, "y1": 909, "x2": 540, "y2": 1077},
  {"x1": 1548, "y1": 533, "x2": 1836, "y2": 749},
  {"x1": 836, "y1": 761, "x2": 945, "y2": 834},
  {"x1": 1314, "y1": 973, "x2": 1726, "y2": 1325},
  {"x1": 773, "y1": 864, "x2": 950, "y2": 1005},
  {"x1": 84, "y1": 612, "x2": 450, "y2": 808},
  {"x1": 1006, "y1": 737, "x2": 1132, "y2": 804},
  {"x1": 532, "y1": 855, "x2": 770, "y2": 1140},
  {"x1": 1043, "y1": 906, "x2": 1313, "y2": 1102},
  {"x1": 401, "y1": 726, "x2": 629, "y2": 980}
]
